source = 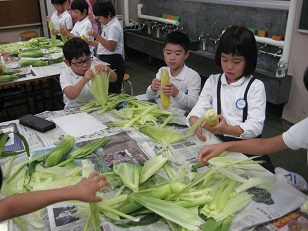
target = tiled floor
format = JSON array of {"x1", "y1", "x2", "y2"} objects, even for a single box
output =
[{"x1": 1, "y1": 47, "x2": 307, "y2": 182}]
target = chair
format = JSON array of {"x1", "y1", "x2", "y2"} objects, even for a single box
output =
[
  {"x1": 121, "y1": 74, "x2": 134, "y2": 96},
  {"x1": 19, "y1": 31, "x2": 38, "y2": 41}
]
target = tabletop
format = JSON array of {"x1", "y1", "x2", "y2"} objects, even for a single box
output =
[{"x1": 0, "y1": 97, "x2": 306, "y2": 230}]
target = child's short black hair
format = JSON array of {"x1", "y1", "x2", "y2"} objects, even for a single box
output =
[
  {"x1": 63, "y1": 38, "x2": 91, "y2": 64},
  {"x1": 304, "y1": 67, "x2": 308, "y2": 91},
  {"x1": 51, "y1": 0, "x2": 66, "y2": 5},
  {"x1": 163, "y1": 31, "x2": 190, "y2": 53},
  {"x1": 215, "y1": 25, "x2": 258, "y2": 76},
  {"x1": 71, "y1": 0, "x2": 88, "y2": 15},
  {"x1": 93, "y1": 0, "x2": 116, "y2": 18}
]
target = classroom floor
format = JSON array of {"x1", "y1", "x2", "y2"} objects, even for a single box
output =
[{"x1": 1, "y1": 47, "x2": 307, "y2": 183}]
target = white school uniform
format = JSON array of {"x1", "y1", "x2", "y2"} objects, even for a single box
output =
[
  {"x1": 187, "y1": 73, "x2": 266, "y2": 139},
  {"x1": 146, "y1": 65, "x2": 201, "y2": 112},
  {"x1": 50, "y1": 10, "x2": 73, "y2": 33}
]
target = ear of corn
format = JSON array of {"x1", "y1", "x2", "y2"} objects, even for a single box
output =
[
  {"x1": 49, "y1": 21, "x2": 57, "y2": 40},
  {"x1": 18, "y1": 50, "x2": 44, "y2": 58},
  {"x1": 0, "y1": 64, "x2": 21, "y2": 75},
  {"x1": 0, "y1": 75, "x2": 22, "y2": 83},
  {"x1": 205, "y1": 109, "x2": 219, "y2": 126},
  {"x1": 19, "y1": 59, "x2": 48, "y2": 67},
  {"x1": 160, "y1": 68, "x2": 170, "y2": 109},
  {"x1": 90, "y1": 70, "x2": 111, "y2": 106},
  {"x1": 59, "y1": 26, "x2": 68, "y2": 43},
  {"x1": 81, "y1": 34, "x2": 87, "y2": 41},
  {"x1": 44, "y1": 135, "x2": 75, "y2": 167}
]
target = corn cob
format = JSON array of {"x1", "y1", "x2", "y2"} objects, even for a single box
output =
[
  {"x1": 0, "y1": 75, "x2": 21, "y2": 83},
  {"x1": 205, "y1": 109, "x2": 219, "y2": 126},
  {"x1": 81, "y1": 34, "x2": 87, "y2": 41},
  {"x1": 0, "y1": 64, "x2": 21, "y2": 75},
  {"x1": 59, "y1": 26, "x2": 68, "y2": 43},
  {"x1": 44, "y1": 135, "x2": 75, "y2": 168},
  {"x1": 49, "y1": 21, "x2": 57, "y2": 40},
  {"x1": 160, "y1": 68, "x2": 170, "y2": 109},
  {"x1": 18, "y1": 50, "x2": 44, "y2": 58},
  {"x1": 19, "y1": 59, "x2": 48, "y2": 67},
  {"x1": 48, "y1": 56, "x2": 64, "y2": 65}
]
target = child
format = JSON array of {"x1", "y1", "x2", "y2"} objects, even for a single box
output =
[
  {"x1": 87, "y1": 0, "x2": 126, "y2": 94},
  {"x1": 197, "y1": 67, "x2": 308, "y2": 164},
  {"x1": 0, "y1": 167, "x2": 109, "y2": 222},
  {"x1": 46, "y1": 0, "x2": 73, "y2": 40},
  {"x1": 187, "y1": 25, "x2": 274, "y2": 172},
  {"x1": 66, "y1": 0, "x2": 97, "y2": 32},
  {"x1": 146, "y1": 31, "x2": 201, "y2": 112},
  {"x1": 60, "y1": 38, "x2": 117, "y2": 108},
  {"x1": 60, "y1": 0, "x2": 93, "y2": 42}
]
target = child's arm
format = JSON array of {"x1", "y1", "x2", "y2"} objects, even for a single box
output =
[
  {"x1": 0, "y1": 172, "x2": 109, "y2": 222},
  {"x1": 94, "y1": 64, "x2": 117, "y2": 83},
  {"x1": 197, "y1": 135, "x2": 287, "y2": 164},
  {"x1": 88, "y1": 30, "x2": 117, "y2": 52},
  {"x1": 189, "y1": 116, "x2": 207, "y2": 142},
  {"x1": 63, "y1": 69, "x2": 94, "y2": 100}
]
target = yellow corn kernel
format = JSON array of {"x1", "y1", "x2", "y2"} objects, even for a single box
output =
[
  {"x1": 205, "y1": 109, "x2": 219, "y2": 126},
  {"x1": 81, "y1": 34, "x2": 87, "y2": 41},
  {"x1": 160, "y1": 69, "x2": 170, "y2": 109}
]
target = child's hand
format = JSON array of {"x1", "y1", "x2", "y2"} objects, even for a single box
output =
[
  {"x1": 84, "y1": 69, "x2": 94, "y2": 81},
  {"x1": 88, "y1": 30, "x2": 99, "y2": 39},
  {"x1": 94, "y1": 64, "x2": 109, "y2": 74},
  {"x1": 74, "y1": 172, "x2": 109, "y2": 202},
  {"x1": 190, "y1": 116, "x2": 207, "y2": 142},
  {"x1": 204, "y1": 114, "x2": 225, "y2": 134},
  {"x1": 162, "y1": 83, "x2": 179, "y2": 97},
  {"x1": 46, "y1": 16, "x2": 50, "y2": 22},
  {"x1": 151, "y1": 78, "x2": 161, "y2": 91},
  {"x1": 51, "y1": 29, "x2": 58, "y2": 35},
  {"x1": 60, "y1": 26, "x2": 68, "y2": 36}
]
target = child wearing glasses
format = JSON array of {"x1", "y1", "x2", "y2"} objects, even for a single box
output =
[{"x1": 60, "y1": 38, "x2": 117, "y2": 108}]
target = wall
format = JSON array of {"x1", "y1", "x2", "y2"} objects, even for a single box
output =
[
  {"x1": 282, "y1": 0, "x2": 308, "y2": 123},
  {"x1": 121, "y1": 0, "x2": 307, "y2": 123}
]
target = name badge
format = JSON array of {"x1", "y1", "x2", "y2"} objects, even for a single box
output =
[{"x1": 236, "y1": 98, "x2": 246, "y2": 110}]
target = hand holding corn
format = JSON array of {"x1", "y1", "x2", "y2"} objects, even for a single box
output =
[
  {"x1": 88, "y1": 30, "x2": 99, "y2": 39},
  {"x1": 189, "y1": 116, "x2": 207, "y2": 142}
]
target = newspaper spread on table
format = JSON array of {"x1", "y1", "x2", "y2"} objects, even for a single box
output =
[{"x1": 0, "y1": 108, "x2": 306, "y2": 231}]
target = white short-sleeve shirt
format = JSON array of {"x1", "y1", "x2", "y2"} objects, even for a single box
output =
[
  {"x1": 60, "y1": 67, "x2": 94, "y2": 108},
  {"x1": 282, "y1": 117, "x2": 308, "y2": 150},
  {"x1": 96, "y1": 17, "x2": 123, "y2": 55},
  {"x1": 50, "y1": 10, "x2": 73, "y2": 33}
]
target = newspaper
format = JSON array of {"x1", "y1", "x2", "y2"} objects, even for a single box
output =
[{"x1": 1, "y1": 109, "x2": 307, "y2": 231}]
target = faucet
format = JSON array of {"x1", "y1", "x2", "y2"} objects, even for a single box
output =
[
  {"x1": 199, "y1": 32, "x2": 208, "y2": 51},
  {"x1": 208, "y1": 33, "x2": 222, "y2": 44},
  {"x1": 276, "y1": 60, "x2": 287, "y2": 78}
]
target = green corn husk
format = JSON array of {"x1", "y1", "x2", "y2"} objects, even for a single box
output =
[
  {"x1": 18, "y1": 50, "x2": 44, "y2": 58},
  {"x1": 19, "y1": 59, "x2": 48, "y2": 67},
  {"x1": 49, "y1": 21, "x2": 57, "y2": 40},
  {"x1": 139, "y1": 155, "x2": 168, "y2": 184},
  {"x1": 0, "y1": 75, "x2": 22, "y2": 83},
  {"x1": 44, "y1": 135, "x2": 75, "y2": 167},
  {"x1": 113, "y1": 163, "x2": 141, "y2": 192},
  {"x1": 91, "y1": 70, "x2": 112, "y2": 106}
]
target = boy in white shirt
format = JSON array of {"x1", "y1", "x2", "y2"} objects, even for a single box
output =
[
  {"x1": 146, "y1": 31, "x2": 201, "y2": 113},
  {"x1": 46, "y1": 0, "x2": 73, "y2": 40}
]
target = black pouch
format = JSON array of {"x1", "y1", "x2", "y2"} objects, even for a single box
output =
[{"x1": 19, "y1": 114, "x2": 56, "y2": 133}]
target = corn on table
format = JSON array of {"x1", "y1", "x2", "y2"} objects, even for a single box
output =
[{"x1": 0, "y1": 101, "x2": 306, "y2": 231}]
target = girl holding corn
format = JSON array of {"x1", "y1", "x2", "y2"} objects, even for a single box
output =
[{"x1": 187, "y1": 25, "x2": 274, "y2": 172}]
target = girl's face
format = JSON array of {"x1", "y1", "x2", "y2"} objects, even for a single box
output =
[
  {"x1": 73, "y1": 9, "x2": 87, "y2": 21},
  {"x1": 221, "y1": 53, "x2": 246, "y2": 84},
  {"x1": 163, "y1": 43, "x2": 189, "y2": 75}
]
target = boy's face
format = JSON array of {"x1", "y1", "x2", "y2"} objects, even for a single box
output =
[
  {"x1": 73, "y1": 9, "x2": 87, "y2": 21},
  {"x1": 65, "y1": 54, "x2": 91, "y2": 76},
  {"x1": 53, "y1": 3, "x2": 66, "y2": 13},
  {"x1": 163, "y1": 43, "x2": 189, "y2": 72},
  {"x1": 97, "y1": 15, "x2": 112, "y2": 25}
]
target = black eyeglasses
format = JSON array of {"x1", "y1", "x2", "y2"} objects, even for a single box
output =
[{"x1": 71, "y1": 56, "x2": 91, "y2": 67}]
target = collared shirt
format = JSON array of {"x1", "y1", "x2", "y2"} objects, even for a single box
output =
[
  {"x1": 187, "y1": 73, "x2": 266, "y2": 139},
  {"x1": 70, "y1": 17, "x2": 93, "y2": 40},
  {"x1": 146, "y1": 65, "x2": 201, "y2": 112},
  {"x1": 96, "y1": 17, "x2": 123, "y2": 55},
  {"x1": 60, "y1": 67, "x2": 94, "y2": 108},
  {"x1": 50, "y1": 10, "x2": 73, "y2": 33},
  {"x1": 283, "y1": 117, "x2": 308, "y2": 150}
]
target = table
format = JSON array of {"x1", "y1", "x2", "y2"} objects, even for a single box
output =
[
  {"x1": 0, "y1": 53, "x2": 109, "y2": 114},
  {"x1": 0, "y1": 102, "x2": 306, "y2": 231}
]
